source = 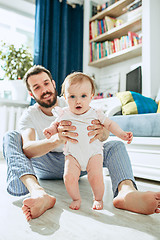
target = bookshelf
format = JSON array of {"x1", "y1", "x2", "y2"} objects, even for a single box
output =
[
  {"x1": 90, "y1": 0, "x2": 134, "y2": 21},
  {"x1": 89, "y1": 0, "x2": 142, "y2": 68},
  {"x1": 89, "y1": 43, "x2": 142, "y2": 68},
  {"x1": 89, "y1": 15, "x2": 142, "y2": 43}
]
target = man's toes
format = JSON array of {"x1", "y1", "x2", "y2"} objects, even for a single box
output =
[
  {"x1": 155, "y1": 209, "x2": 160, "y2": 213},
  {"x1": 22, "y1": 205, "x2": 30, "y2": 214},
  {"x1": 22, "y1": 205, "x2": 28, "y2": 211},
  {"x1": 26, "y1": 214, "x2": 32, "y2": 221}
]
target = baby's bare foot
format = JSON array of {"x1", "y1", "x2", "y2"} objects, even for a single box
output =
[
  {"x1": 22, "y1": 191, "x2": 56, "y2": 221},
  {"x1": 69, "y1": 199, "x2": 81, "y2": 210},
  {"x1": 92, "y1": 200, "x2": 103, "y2": 210}
]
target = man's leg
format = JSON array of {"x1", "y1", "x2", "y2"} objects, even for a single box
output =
[
  {"x1": 20, "y1": 174, "x2": 56, "y2": 221},
  {"x1": 3, "y1": 131, "x2": 65, "y2": 220},
  {"x1": 103, "y1": 140, "x2": 160, "y2": 215}
]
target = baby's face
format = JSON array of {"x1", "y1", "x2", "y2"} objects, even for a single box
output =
[{"x1": 65, "y1": 80, "x2": 93, "y2": 115}]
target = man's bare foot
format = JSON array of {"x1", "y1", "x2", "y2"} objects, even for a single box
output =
[
  {"x1": 22, "y1": 190, "x2": 56, "y2": 221},
  {"x1": 113, "y1": 190, "x2": 160, "y2": 215},
  {"x1": 92, "y1": 200, "x2": 103, "y2": 210},
  {"x1": 69, "y1": 199, "x2": 81, "y2": 210}
]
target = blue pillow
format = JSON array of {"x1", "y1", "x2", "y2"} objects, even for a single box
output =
[{"x1": 131, "y1": 91, "x2": 158, "y2": 114}]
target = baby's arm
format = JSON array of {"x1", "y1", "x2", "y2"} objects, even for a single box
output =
[
  {"x1": 103, "y1": 118, "x2": 133, "y2": 144},
  {"x1": 43, "y1": 121, "x2": 59, "y2": 139}
]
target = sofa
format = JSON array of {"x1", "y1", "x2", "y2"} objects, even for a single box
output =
[
  {"x1": 110, "y1": 113, "x2": 160, "y2": 181},
  {"x1": 91, "y1": 91, "x2": 160, "y2": 181}
]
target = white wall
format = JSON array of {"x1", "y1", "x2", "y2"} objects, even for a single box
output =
[
  {"x1": 83, "y1": 0, "x2": 100, "y2": 80},
  {"x1": 99, "y1": 56, "x2": 142, "y2": 92},
  {"x1": 142, "y1": 0, "x2": 160, "y2": 98}
]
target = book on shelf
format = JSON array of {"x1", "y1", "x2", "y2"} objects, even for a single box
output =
[
  {"x1": 90, "y1": 16, "x2": 123, "y2": 40},
  {"x1": 89, "y1": 22, "x2": 92, "y2": 40},
  {"x1": 91, "y1": 4, "x2": 97, "y2": 17},
  {"x1": 128, "y1": 31, "x2": 139, "y2": 47},
  {"x1": 90, "y1": 19, "x2": 107, "y2": 39},
  {"x1": 89, "y1": 32, "x2": 141, "y2": 62}
]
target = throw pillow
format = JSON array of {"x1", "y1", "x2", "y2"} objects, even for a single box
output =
[
  {"x1": 116, "y1": 91, "x2": 158, "y2": 115},
  {"x1": 157, "y1": 100, "x2": 160, "y2": 113}
]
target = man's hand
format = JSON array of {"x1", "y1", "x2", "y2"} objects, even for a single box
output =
[
  {"x1": 87, "y1": 120, "x2": 109, "y2": 143},
  {"x1": 57, "y1": 120, "x2": 78, "y2": 143}
]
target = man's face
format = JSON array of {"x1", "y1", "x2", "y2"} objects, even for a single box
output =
[{"x1": 28, "y1": 72, "x2": 57, "y2": 108}]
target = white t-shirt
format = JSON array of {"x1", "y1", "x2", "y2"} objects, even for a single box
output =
[{"x1": 18, "y1": 96, "x2": 67, "y2": 152}]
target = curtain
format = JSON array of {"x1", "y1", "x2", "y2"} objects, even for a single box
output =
[{"x1": 34, "y1": 0, "x2": 83, "y2": 95}]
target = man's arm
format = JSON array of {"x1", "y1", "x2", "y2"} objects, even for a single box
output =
[{"x1": 22, "y1": 128, "x2": 64, "y2": 159}]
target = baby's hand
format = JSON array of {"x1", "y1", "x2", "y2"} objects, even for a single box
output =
[
  {"x1": 43, "y1": 128, "x2": 53, "y2": 139},
  {"x1": 43, "y1": 122, "x2": 59, "y2": 139},
  {"x1": 121, "y1": 132, "x2": 133, "y2": 144}
]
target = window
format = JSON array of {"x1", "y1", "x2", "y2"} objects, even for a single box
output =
[{"x1": 0, "y1": 3, "x2": 35, "y2": 79}]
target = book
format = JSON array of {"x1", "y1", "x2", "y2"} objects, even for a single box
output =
[
  {"x1": 105, "y1": 16, "x2": 116, "y2": 31},
  {"x1": 89, "y1": 22, "x2": 92, "y2": 40},
  {"x1": 128, "y1": 31, "x2": 139, "y2": 47}
]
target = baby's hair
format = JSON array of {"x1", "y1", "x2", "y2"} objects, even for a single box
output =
[{"x1": 61, "y1": 72, "x2": 96, "y2": 96}]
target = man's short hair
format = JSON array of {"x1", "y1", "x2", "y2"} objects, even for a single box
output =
[{"x1": 23, "y1": 65, "x2": 53, "y2": 91}]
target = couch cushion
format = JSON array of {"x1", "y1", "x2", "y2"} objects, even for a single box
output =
[{"x1": 110, "y1": 113, "x2": 160, "y2": 137}]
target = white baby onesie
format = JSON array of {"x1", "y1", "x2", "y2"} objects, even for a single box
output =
[{"x1": 52, "y1": 107, "x2": 106, "y2": 171}]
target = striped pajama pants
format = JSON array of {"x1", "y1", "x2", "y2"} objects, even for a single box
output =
[{"x1": 3, "y1": 131, "x2": 137, "y2": 197}]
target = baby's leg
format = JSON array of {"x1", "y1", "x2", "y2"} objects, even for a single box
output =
[
  {"x1": 63, "y1": 155, "x2": 81, "y2": 210},
  {"x1": 87, "y1": 154, "x2": 104, "y2": 210}
]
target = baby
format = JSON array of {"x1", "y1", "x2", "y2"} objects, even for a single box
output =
[{"x1": 43, "y1": 72, "x2": 133, "y2": 211}]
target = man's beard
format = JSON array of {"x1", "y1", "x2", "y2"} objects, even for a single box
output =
[{"x1": 32, "y1": 88, "x2": 58, "y2": 108}]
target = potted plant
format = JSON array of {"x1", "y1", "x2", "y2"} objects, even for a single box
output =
[{"x1": 0, "y1": 41, "x2": 33, "y2": 101}]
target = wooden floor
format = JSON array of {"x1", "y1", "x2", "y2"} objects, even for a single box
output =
[{"x1": 1, "y1": 153, "x2": 160, "y2": 240}]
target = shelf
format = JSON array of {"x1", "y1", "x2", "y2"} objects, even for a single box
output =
[
  {"x1": 90, "y1": 15, "x2": 142, "y2": 43},
  {"x1": 88, "y1": 43, "x2": 142, "y2": 68},
  {"x1": 0, "y1": 98, "x2": 30, "y2": 107},
  {"x1": 90, "y1": 0, "x2": 134, "y2": 21}
]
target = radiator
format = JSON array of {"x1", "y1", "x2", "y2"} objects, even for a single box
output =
[{"x1": 0, "y1": 105, "x2": 27, "y2": 149}]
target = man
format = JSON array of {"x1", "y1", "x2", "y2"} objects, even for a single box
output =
[{"x1": 3, "y1": 65, "x2": 160, "y2": 221}]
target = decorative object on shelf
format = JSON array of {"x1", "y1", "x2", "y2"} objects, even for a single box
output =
[
  {"x1": 97, "y1": 5, "x2": 102, "y2": 13},
  {"x1": 123, "y1": 0, "x2": 142, "y2": 12},
  {"x1": 0, "y1": 41, "x2": 33, "y2": 101}
]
